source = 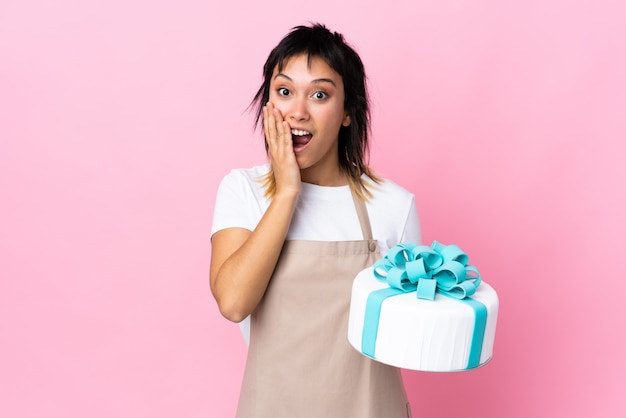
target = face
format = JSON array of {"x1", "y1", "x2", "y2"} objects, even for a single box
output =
[{"x1": 269, "y1": 54, "x2": 350, "y2": 182}]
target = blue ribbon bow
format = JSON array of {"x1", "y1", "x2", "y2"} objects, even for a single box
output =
[
  {"x1": 372, "y1": 241, "x2": 481, "y2": 300},
  {"x1": 361, "y1": 241, "x2": 488, "y2": 370}
]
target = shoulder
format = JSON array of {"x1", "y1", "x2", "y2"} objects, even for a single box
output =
[
  {"x1": 216, "y1": 164, "x2": 270, "y2": 198},
  {"x1": 366, "y1": 175, "x2": 415, "y2": 203},
  {"x1": 220, "y1": 163, "x2": 271, "y2": 187},
  {"x1": 363, "y1": 175, "x2": 422, "y2": 248},
  {"x1": 364, "y1": 175, "x2": 418, "y2": 228},
  {"x1": 211, "y1": 164, "x2": 270, "y2": 236}
]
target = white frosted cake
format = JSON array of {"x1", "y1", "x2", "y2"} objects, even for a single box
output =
[{"x1": 347, "y1": 242, "x2": 499, "y2": 372}]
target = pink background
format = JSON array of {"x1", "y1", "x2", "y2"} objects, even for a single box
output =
[{"x1": 1, "y1": 1, "x2": 625, "y2": 417}]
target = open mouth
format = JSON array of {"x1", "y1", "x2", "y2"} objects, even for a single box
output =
[{"x1": 291, "y1": 129, "x2": 312, "y2": 151}]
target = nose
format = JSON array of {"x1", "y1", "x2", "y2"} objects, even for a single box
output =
[{"x1": 287, "y1": 97, "x2": 309, "y2": 122}]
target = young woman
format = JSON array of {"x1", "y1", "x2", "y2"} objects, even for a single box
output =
[{"x1": 210, "y1": 23, "x2": 421, "y2": 417}]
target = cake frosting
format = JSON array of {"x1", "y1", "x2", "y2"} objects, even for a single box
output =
[{"x1": 347, "y1": 242, "x2": 499, "y2": 372}]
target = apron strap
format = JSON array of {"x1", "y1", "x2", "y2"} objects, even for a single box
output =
[{"x1": 350, "y1": 187, "x2": 374, "y2": 242}]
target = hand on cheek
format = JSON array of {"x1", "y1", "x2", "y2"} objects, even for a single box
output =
[{"x1": 263, "y1": 102, "x2": 301, "y2": 197}]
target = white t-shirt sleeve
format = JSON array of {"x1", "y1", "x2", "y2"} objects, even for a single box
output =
[
  {"x1": 367, "y1": 179, "x2": 422, "y2": 254},
  {"x1": 400, "y1": 195, "x2": 422, "y2": 245},
  {"x1": 211, "y1": 169, "x2": 265, "y2": 236}
]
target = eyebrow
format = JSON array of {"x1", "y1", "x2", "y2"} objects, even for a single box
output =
[{"x1": 274, "y1": 73, "x2": 337, "y2": 87}]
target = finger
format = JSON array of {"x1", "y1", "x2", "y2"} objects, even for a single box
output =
[
  {"x1": 267, "y1": 104, "x2": 290, "y2": 152},
  {"x1": 264, "y1": 103, "x2": 278, "y2": 148},
  {"x1": 282, "y1": 121, "x2": 293, "y2": 150},
  {"x1": 273, "y1": 107, "x2": 288, "y2": 143},
  {"x1": 262, "y1": 104, "x2": 269, "y2": 140},
  {"x1": 273, "y1": 108, "x2": 293, "y2": 151}
]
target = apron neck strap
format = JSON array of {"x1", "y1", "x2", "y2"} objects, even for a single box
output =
[{"x1": 350, "y1": 187, "x2": 374, "y2": 241}]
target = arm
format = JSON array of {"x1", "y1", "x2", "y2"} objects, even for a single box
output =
[
  {"x1": 210, "y1": 103, "x2": 300, "y2": 322},
  {"x1": 210, "y1": 193, "x2": 297, "y2": 322}
]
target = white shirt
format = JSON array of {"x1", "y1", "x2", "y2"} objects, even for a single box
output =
[{"x1": 211, "y1": 164, "x2": 421, "y2": 253}]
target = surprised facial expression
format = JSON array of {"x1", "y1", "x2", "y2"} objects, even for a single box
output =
[{"x1": 269, "y1": 54, "x2": 351, "y2": 180}]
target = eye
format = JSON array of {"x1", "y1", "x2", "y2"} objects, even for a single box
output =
[
  {"x1": 312, "y1": 91, "x2": 328, "y2": 100},
  {"x1": 277, "y1": 87, "x2": 291, "y2": 96}
]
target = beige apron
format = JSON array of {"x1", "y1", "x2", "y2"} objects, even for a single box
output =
[{"x1": 236, "y1": 190, "x2": 411, "y2": 418}]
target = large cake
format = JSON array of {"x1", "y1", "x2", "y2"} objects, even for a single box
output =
[{"x1": 347, "y1": 242, "x2": 499, "y2": 372}]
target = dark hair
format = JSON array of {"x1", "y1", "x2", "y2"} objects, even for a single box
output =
[{"x1": 251, "y1": 23, "x2": 380, "y2": 199}]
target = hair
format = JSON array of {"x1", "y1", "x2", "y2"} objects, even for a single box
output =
[{"x1": 250, "y1": 23, "x2": 381, "y2": 200}]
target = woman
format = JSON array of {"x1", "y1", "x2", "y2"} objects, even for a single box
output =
[{"x1": 210, "y1": 23, "x2": 420, "y2": 417}]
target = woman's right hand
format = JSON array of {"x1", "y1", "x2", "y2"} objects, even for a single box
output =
[
  {"x1": 263, "y1": 102, "x2": 301, "y2": 197},
  {"x1": 211, "y1": 103, "x2": 302, "y2": 323}
]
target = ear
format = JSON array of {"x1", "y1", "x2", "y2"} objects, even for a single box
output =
[{"x1": 342, "y1": 112, "x2": 351, "y2": 127}]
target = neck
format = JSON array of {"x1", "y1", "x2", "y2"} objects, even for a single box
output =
[{"x1": 300, "y1": 165, "x2": 347, "y2": 186}]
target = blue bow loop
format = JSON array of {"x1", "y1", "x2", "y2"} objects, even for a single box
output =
[{"x1": 411, "y1": 245, "x2": 444, "y2": 270}]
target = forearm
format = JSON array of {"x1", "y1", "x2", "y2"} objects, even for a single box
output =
[{"x1": 211, "y1": 192, "x2": 298, "y2": 322}]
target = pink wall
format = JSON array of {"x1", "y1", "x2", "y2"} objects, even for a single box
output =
[{"x1": 1, "y1": 1, "x2": 624, "y2": 417}]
